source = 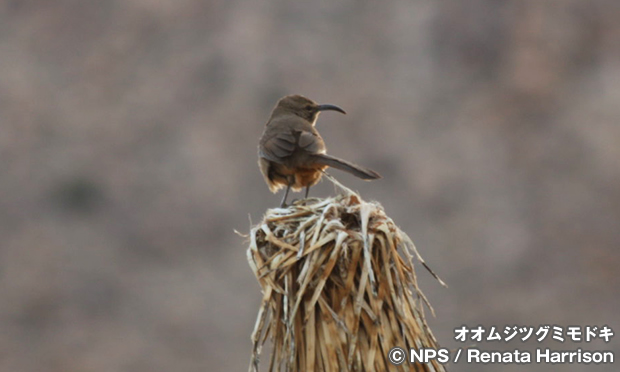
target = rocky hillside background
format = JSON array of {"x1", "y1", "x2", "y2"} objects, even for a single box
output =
[{"x1": 1, "y1": 1, "x2": 618, "y2": 371}]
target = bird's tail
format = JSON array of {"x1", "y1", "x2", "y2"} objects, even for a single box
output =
[{"x1": 310, "y1": 154, "x2": 381, "y2": 180}]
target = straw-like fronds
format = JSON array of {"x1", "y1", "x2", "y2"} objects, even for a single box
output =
[{"x1": 247, "y1": 182, "x2": 446, "y2": 372}]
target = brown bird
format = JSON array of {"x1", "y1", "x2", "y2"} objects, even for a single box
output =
[{"x1": 258, "y1": 94, "x2": 381, "y2": 207}]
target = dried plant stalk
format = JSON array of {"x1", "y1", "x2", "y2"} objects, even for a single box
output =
[{"x1": 247, "y1": 184, "x2": 446, "y2": 372}]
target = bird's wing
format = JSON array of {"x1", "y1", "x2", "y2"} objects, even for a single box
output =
[
  {"x1": 259, "y1": 130, "x2": 324, "y2": 162},
  {"x1": 298, "y1": 131, "x2": 324, "y2": 154},
  {"x1": 259, "y1": 115, "x2": 325, "y2": 162},
  {"x1": 259, "y1": 130, "x2": 297, "y2": 163}
]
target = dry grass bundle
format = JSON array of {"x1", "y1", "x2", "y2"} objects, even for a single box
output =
[{"x1": 247, "y1": 182, "x2": 447, "y2": 372}]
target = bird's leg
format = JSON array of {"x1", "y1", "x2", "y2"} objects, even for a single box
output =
[
  {"x1": 280, "y1": 185, "x2": 291, "y2": 207},
  {"x1": 280, "y1": 178, "x2": 293, "y2": 207},
  {"x1": 304, "y1": 186, "x2": 310, "y2": 199}
]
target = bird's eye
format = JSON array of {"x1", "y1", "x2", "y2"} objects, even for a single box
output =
[{"x1": 305, "y1": 105, "x2": 312, "y2": 110}]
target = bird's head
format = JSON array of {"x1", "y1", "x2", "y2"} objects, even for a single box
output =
[{"x1": 273, "y1": 95, "x2": 346, "y2": 124}]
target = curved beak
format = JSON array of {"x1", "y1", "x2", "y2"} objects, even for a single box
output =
[{"x1": 317, "y1": 104, "x2": 346, "y2": 114}]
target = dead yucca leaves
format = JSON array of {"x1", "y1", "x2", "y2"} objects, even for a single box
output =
[{"x1": 247, "y1": 188, "x2": 446, "y2": 372}]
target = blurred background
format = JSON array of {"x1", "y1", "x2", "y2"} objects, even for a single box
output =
[{"x1": 1, "y1": 1, "x2": 618, "y2": 371}]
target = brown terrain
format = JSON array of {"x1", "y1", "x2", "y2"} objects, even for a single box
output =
[{"x1": 1, "y1": 1, "x2": 618, "y2": 371}]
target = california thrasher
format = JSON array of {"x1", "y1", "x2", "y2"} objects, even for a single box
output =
[{"x1": 258, "y1": 94, "x2": 381, "y2": 207}]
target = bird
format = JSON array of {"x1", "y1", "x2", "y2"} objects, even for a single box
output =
[{"x1": 258, "y1": 94, "x2": 381, "y2": 207}]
